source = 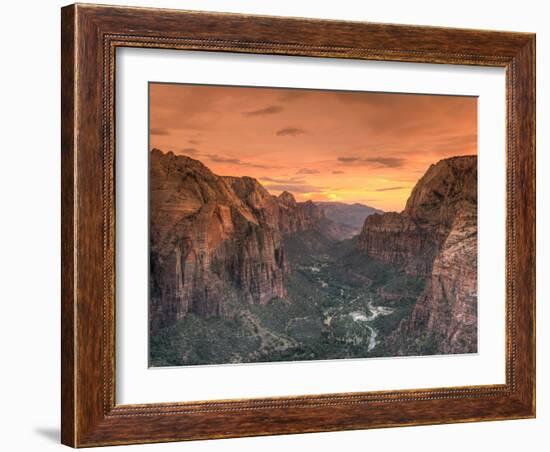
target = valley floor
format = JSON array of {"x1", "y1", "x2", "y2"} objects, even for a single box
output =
[{"x1": 150, "y1": 232, "x2": 425, "y2": 367}]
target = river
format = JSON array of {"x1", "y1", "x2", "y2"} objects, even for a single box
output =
[{"x1": 349, "y1": 300, "x2": 394, "y2": 351}]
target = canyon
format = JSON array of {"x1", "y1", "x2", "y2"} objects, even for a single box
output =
[
  {"x1": 149, "y1": 149, "x2": 478, "y2": 366},
  {"x1": 359, "y1": 156, "x2": 478, "y2": 354},
  {"x1": 149, "y1": 149, "x2": 353, "y2": 331}
]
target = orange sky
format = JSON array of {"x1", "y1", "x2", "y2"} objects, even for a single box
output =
[{"x1": 149, "y1": 83, "x2": 477, "y2": 212}]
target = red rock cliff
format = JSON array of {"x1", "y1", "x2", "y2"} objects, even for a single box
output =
[
  {"x1": 359, "y1": 155, "x2": 478, "y2": 354},
  {"x1": 149, "y1": 150, "x2": 336, "y2": 330},
  {"x1": 149, "y1": 150, "x2": 288, "y2": 330}
]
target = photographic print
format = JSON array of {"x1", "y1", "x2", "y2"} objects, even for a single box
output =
[{"x1": 148, "y1": 83, "x2": 478, "y2": 367}]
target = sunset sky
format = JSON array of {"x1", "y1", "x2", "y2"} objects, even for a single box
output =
[{"x1": 149, "y1": 83, "x2": 477, "y2": 212}]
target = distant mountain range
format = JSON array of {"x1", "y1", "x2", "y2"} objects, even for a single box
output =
[{"x1": 315, "y1": 202, "x2": 383, "y2": 236}]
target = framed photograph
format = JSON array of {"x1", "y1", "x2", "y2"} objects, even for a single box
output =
[{"x1": 61, "y1": 3, "x2": 535, "y2": 447}]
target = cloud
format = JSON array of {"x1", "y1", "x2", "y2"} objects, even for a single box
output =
[
  {"x1": 150, "y1": 127, "x2": 170, "y2": 136},
  {"x1": 338, "y1": 157, "x2": 361, "y2": 163},
  {"x1": 429, "y1": 134, "x2": 477, "y2": 153},
  {"x1": 332, "y1": 170, "x2": 346, "y2": 174},
  {"x1": 337, "y1": 156, "x2": 406, "y2": 168},
  {"x1": 261, "y1": 176, "x2": 305, "y2": 184},
  {"x1": 276, "y1": 127, "x2": 307, "y2": 137},
  {"x1": 205, "y1": 154, "x2": 271, "y2": 169},
  {"x1": 206, "y1": 154, "x2": 241, "y2": 164},
  {"x1": 242, "y1": 105, "x2": 284, "y2": 116},
  {"x1": 374, "y1": 186, "x2": 407, "y2": 192},
  {"x1": 188, "y1": 139, "x2": 200, "y2": 145},
  {"x1": 149, "y1": 84, "x2": 224, "y2": 131},
  {"x1": 296, "y1": 168, "x2": 320, "y2": 175},
  {"x1": 263, "y1": 184, "x2": 323, "y2": 194},
  {"x1": 180, "y1": 147, "x2": 199, "y2": 155},
  {"x1": 365, "y1": 157, "x2": 406, "y2": 168}
]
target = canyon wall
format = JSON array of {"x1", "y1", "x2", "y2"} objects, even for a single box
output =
[
  {"x1": 358, "y1": 156, "x2": 478, "y2": 354},
  {"x1": 150, "y1": 149, "x2": 478, "y2": 356},
  {"x1": 149, "y1": 150, "x2": 336, "y2": 331}
]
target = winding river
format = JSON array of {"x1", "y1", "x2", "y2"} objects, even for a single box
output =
[{"x1": 350, "y1": 301, "x2": 394, "y2": 351}]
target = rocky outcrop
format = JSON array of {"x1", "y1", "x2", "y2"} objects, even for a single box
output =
[
  {"x1": 397, "y1": 207, "x2": 477, "y2": 354},
  {"x1": 277, "y1": 192, "x2": 325, "y2": 235},
  {"x1": 221, "y1": 181, "x2": 326, "y2": 236},
  {"x1": 149, "y1": 150, "x2": 342, "y2": 331},
  {"x1": 149, "y1": 150, "x2": 288, "y2": 331},
  {"x1": 358, "y1": 156, "x2": 478, "y2": 354},
  {"x1": 276, "y1": 193, "x2": 355, "y2": 241},
  {"x1": 357, "y1": 212, "x2": 439, "y2": 276}
]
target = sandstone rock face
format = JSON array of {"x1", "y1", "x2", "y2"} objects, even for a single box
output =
[
  {"x1": 358, "y1": 156, "x2": 478, "y2": 354},
  {"x1": 407, "y1": 208, "x2": 477, "y2": 354},
  {"x1": 358, "y1": 212, "x2": 439, "y2": 276},
  {"x1": 222, "y1": 180, "x2": 326, "y2": 236},
  {"x1": 149, "y1": 150, "x2": 339, "y2": 331},
  {"x1": 277, "y1": 194, "x2": 324, "y2": 235},
  {"x1": 150, "y1": 150, "x2": 286, "y2": 331}
]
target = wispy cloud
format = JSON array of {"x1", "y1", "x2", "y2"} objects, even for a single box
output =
[
  {"x1": 242, "y1": 105, "x2": 284, "y2": 116},
  {"x1": 374, "y1": 186, "x2": 407, "y2": 192},
  {"x1": 150, "y1": 127, "x2": 170, "y2": 136},
  {"x1": 296, "y1": 168, "x2": 320, "y2": 175},
  {"x1": 430, "y1": 134, "x2": 477, "y2": 153},
  {"x1": 188, "y1": 139, "x2": 200, "y2": 145},
  {"x1": 205, "y1": 154, "x2": 271, "y2": 169},
  {"x1": 337, "y1": 156, "x2": 406, "y2": 168},
  {"x1": 276, "y1": 127, "x2": 307, "y2": 137},
  {"x1": 261, "y1": 176, "x2": 305, "y2": 184},
  {"x1": 366, "y1": 157, "x2": 406, "y2": 168},
  {"x1": 338, "y1": 157, "x2": 361, "y2": 163},
  {"x1": 332, "y1": 170, "x2": 346, "y2": 174},
  {"x1": 206, "y1": 154, "x2": 241, "y2": 164},
  {"x1": 263, "y1": 184, "x2": 323, "y2": 194},
  {"x1": 180, "y1": 147, "x2": 199, "y2": 155}
]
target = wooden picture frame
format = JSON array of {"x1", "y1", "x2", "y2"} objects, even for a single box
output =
[{"x1": 61, "y1": 3, "x2": 535, "y2": 447}]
